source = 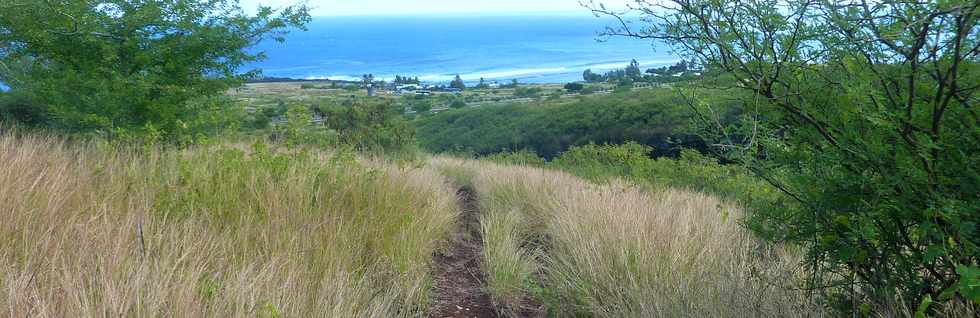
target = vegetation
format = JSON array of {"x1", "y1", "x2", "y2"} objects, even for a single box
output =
[
  {"x1": 590, "y1": 0, "x2": 980, "y2": 313},
  {"x1": 416, "y1": 88, "x2": 715, "y2": 158},
  {"x1": 393, "y1": 75, "x2": 421, "y2": 85},
  {"x1": 449, "y1": 75, "x2": 466, "y2": 90},
  {"x1": 0, "y1": 1, "x2": 310, "y2": 144},
  {"x1": 0, "y1": 0, "x2": 976, "y2": 316},
  {"x1": 432, "y1": 157, "x2": 822, "y2": 317},
  {"x1": 316, "y1": 99, "x2": 416, "y2": 153},
  {"x1": 0, "y1": 132, "x2": 458, "y2": 317},
  {"x1": 563, "y1": 82, "x2": 584, "y2": 92}
]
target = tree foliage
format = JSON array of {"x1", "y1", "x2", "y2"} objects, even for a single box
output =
[
  {"x1": 0, "y1": 0, "x2": 310, "y2": 143},
  {"x1": 449, "y1": 74, "x2": 466, "y2": 90},
  {"x1": 416, "y1": 89, "x2": 711, "y2": 158},
  {"x1": 588, "y1": 0, "x2": 979, "y2": 313}
]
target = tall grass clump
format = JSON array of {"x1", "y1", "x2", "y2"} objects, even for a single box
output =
[
  {"x1": 432, "y1": 157, "x2": 821, "y2": 317},
  {"x1": 0, "y1": 132, "x2": 458, "y2": 317}
]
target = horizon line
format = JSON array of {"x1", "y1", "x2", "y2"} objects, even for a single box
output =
[{"x1": 304, "y1": 10, "x2": 599, "y2": 18}]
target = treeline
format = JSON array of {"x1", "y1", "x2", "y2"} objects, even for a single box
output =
[
  {"x1": 582, "y1": 60, "x2": 700, "y2": 86},
  {"x1": 416, "y1": 89, "x2": 739, "y2": 158}
]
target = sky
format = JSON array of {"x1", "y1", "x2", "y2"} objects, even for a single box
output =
[{"x1": 238, "y1": 0, "x2": 632, "y2": 16}]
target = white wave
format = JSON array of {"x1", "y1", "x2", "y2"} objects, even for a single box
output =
[
  {"x1": 298, "y1": 58, "x2": 682, "y2": 84},
  {"x1": 578, "y1": 59, "x2": 681, "y2": 71}
]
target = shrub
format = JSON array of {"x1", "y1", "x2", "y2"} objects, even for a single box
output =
[
  {"x1": 0, "y1": 92, "x2": 49, "y2": 127},
  {"x1": 550, "y1": 142, "x2": 779, "y2": 209},
  {"x1": 483, "y1": 150, "x2": 546, "y2": 166},
  {"x1": 449, "y1": 99, "x2": 467, "y2": 109},
  {"x1": 563, "y1": 83, "x2": 584, "y2": 92}
]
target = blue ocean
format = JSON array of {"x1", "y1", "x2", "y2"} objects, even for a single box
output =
[{"x1": 247, "y1": 14, "x2": 678, "y2": 84}]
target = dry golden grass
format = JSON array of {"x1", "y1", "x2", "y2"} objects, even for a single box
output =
[
  {"x1": 430, "y1": 157, "x2": 823, "y2": 317},
  {"x1": 0, "y1": 134, "x2": 458, "y2": 317}
]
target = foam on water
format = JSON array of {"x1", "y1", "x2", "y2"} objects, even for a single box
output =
[{"x1": 247, "y1": 14, "x2": 676, "y2": 84}]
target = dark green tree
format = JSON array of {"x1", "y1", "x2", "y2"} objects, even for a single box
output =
[
  {"x1": 564, "y1": 82, "x2": 585, "y2": 92},
  {"x1": 583, "y1": 69, "x2": 604, "y2": 82},
  {"x1": 625, "y1": 59, "x2": 642, "y2": 80},
  {"x1": 476, "y1": 77, "x2": 489, "y2": 89},
  {"x1": 0, "y1": 0, "x2": 310, "y2": 143},
  {"x1": 449, "y1": 75, "x2": 466, "y2": 90},
  {"x1": 588, "y1": 0, "x2": 979, "y2": 313}
]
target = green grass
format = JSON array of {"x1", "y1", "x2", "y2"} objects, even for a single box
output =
[
  {"x1": 432, "y1": 156, "x2": 822, "y2": 317},
  {"x1": 0, "y1": 133, "x2": 458, "y2": 317}
]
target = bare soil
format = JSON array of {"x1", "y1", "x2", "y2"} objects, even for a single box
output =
[{"x1": 428, "y1": 188, "x2": 499, "y2": 318}]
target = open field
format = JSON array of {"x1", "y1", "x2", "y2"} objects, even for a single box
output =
[
  {"x1": 0, "y1": 134, "x2": 458, "y2": 317},
  {"x1": 431, "y1": 157, "x2": 824, "y2": 317},
  {"x1": 231, "y1": 81, "x2": 625, "y2": 115},
  {"x1": 0, "y1": 133, "x2": 822, "y2": 317}
]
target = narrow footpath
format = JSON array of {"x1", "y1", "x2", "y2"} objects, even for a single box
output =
[{"x1": 428, "y1": 188, "x2": 499, "y2": 318}]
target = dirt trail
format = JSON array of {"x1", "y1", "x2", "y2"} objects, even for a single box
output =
[{"x1": 428, "y1": 188, "x2": 499, "y2": 318}]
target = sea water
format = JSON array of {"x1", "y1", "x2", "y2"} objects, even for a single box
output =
[{"x1": 246, "y1": 13, "x2": 677, "y2": 84}]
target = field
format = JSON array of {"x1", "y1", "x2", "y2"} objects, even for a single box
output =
[
  {"x1": 232, "y1": 81, "x2": 625, "y2": 116},
  {"x1": 0, "y1": 134, "x2": 458, "y2": 317},
  {"x1": 0, "y1": 132, "x2": 828, "y2": 317}
]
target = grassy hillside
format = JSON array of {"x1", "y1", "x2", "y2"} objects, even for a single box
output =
[
  {"x1": 415, "y1": 89, "x2": 721, "y2": 158},
  {"x1": 431, "y1": 157, "x2": 822, "y2": 317},
  {"x1": 0, "y1": 134, "x2": 458, "y2": 317}
]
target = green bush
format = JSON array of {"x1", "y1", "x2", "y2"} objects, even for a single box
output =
[
  {"x1": 563, "y1": 83, "x2": 584, "y2": 92},
  {"x1": 417, "y1": 89, "x2": 717, "y2": 158},
  {"x1": 514, "y1": 87, "x2": 542, "y2": 98},
  {"x1": 549, "y1": 142, "x2": 779, "y2": 208},
  {"x1": 449, "y1": 99, "x2": 467, "y2": 109},
  {"x1": 320, "y1": 99, "x2": 416, "y2": 154},
  {"x1": 0, "y1": 92, "x2": 49, "y2": 127},
  {"x1": 483, "y1": 150, "x2": 546, "y2": 167}
]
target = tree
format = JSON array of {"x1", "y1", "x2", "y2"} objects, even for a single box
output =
[
  {"x1": 589, "y1": 0, "x2": 979, "y2": 313},
  {"x1": 0, "y1": 0, "x2": 310, "y2": 143},
  {"x1": 476, "y1": 77, "x2": 490, "y2": 89},
  {"x1": 449, "y1": 75, "x2": 466, "y2": 90},
  {"x1": 625, "y1": 59, "x2": 642, "y2": 80},
  {"x1": 564, "y1": 82, "x2": 585, "y2": 92},
  {"x1": 583, "y1": 69, "x2": 604, "y2": 83}
]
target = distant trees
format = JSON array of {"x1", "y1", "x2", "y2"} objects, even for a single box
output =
[
  {"x1": 583, "y1": 69, "x2": 604, "y2": 83},
  {"x1": 0, "y1": 0, "x2": 310, "y2": 143},
  {"x1": 585, "y1": 60, "x2": 698, "y2": 84},
  {"x1": 475, "y1": 77, "x2": 490, "y2": 89},
  {"x1": 393, "y1": 75, "x2": 420, "y2": 85},
  {"x1": 513, "y1": 87, "x2": 543, "y2": 98},
  {"x1": 589, "y1": 0, "x2": 979, "y2": 314},
  {"x1": 416, "y1": 89, "x2": 703, "y2": 158},
  {"x1": 624, "y1": 59, "x2": 642, "y2": 80},
  {"x1": 564, "y1": 82, "x2": 585, "y2": 92},
  {"x1": 645, "y1": 61, "x2": 691, "y2": 76},
  {"x1": 449, "y1": 75, "x2": 466, "y2": 90}
]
